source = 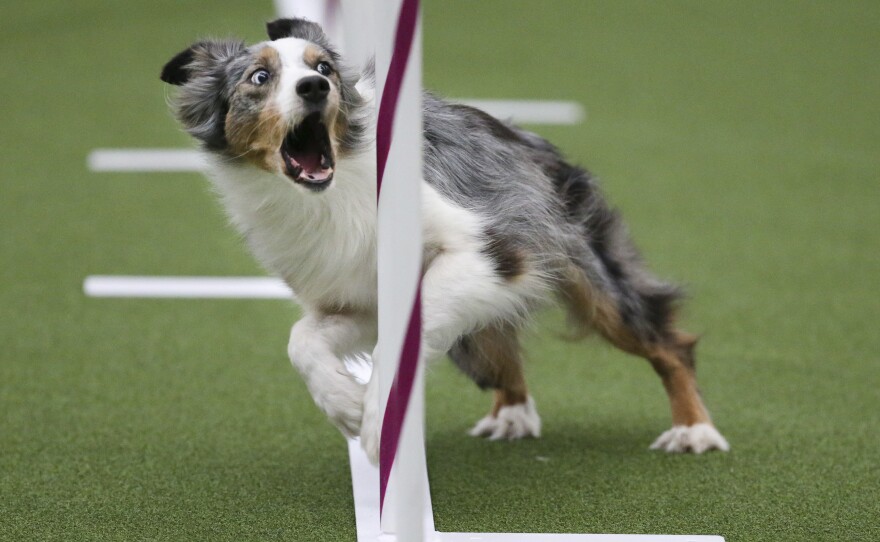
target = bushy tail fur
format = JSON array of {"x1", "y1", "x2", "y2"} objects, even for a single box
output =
[{"x1": 512, "y1": 126, "x2": 685, "y2": 346}]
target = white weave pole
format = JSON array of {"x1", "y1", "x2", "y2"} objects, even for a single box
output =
[
  {"x1": 340, "y1": 0, "x2": 375, "y2": 71},
  {"x1": 274, "y1": 0, "x2": 342, "y2": 45},
  {"x1": 374, "y1": 0, "x2": 426, "y2": 540}
]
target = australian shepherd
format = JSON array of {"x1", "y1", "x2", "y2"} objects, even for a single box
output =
[{"x1": 160, "y1": 18, "x2": 729, "y2": 463}]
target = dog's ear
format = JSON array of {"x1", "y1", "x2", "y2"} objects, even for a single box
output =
[
  {"x1": 161, "y1": 40, "x2": 245, "y2": 150},
  {"x1": 267, "y1": 18, "x2": 328, "y2": 43},
  {"x1": 160, "y1": 40, "x2": 243, "y2": 85},
  {"x1": 161, "y1": 47, "x2": 197, "y2": 85}
]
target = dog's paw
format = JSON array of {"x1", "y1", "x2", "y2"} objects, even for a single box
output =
[
  {"x1": 359, "y1": 426, "x2": 380, "y2": 466},
  {"x1": 313, "y1": 376, "x2": 365, "y2": 439},
  {"x1": 650, "y1": 423, "x2": 730, "y2": 454},
  {"x1": 359, "y1": 377, "x2": 381, "y2": 466},
  {"x1": 468, "y1": 396, "x2": 541, "y2": 440}
]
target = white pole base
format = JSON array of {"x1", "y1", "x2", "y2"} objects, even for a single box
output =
[
  {"x1": 435, "y1": 535, "x2": 724, "y2": 541},
  {"x1": 349, "y1": 439, "x2": 436, "y2": 541}
]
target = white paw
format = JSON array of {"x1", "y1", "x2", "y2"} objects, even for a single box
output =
[
  {"x1": 469, "y1": 396, "x2": 542, "y2": 440},
  {"x1": 359, "y1": 422, "x2": 380, "y2": 466},
  {"x1": 310, "y1": 374, "x2": 365, "y2": 439},
  {"x1": 359, "y1": 371, "x2": 381, "y2": 466},
  {"x1": 650, "y1": 423, "x2": 730, "y2": 454}
]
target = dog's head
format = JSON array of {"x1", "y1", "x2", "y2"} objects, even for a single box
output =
[{"x1": 160, "y1": 19, "x2": 366, "y2": 192}]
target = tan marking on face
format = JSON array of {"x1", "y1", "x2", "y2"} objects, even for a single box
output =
[
  {"x1": 302, "y1": 44, "x2": 341, "y2": 85},
  {"x1": 225, "y1": 104, "x2": 287, "y2": 171},
  {"x1": 225, "y1": 47, "x2": 288, "y2": 172},
  {"x1": 303, "y1": 44, "x2": 325, "y2": 67}
]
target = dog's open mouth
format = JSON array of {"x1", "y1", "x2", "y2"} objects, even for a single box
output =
[{"x1": 280, "y1": 112, "x2": 334, "y2": 190}]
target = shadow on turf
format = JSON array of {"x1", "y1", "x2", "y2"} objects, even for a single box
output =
[{"x1": 428, "y1": 420, "x2": 676, "y2": 464}]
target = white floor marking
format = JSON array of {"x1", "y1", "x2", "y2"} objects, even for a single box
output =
[
  {"x1": 83, "y1": 275, "x2": 292, "y2": 299},
  {"x1": 460, "y1": 99, "x2": 585, "y2": 125},
  {"x1": 87, "y1": 149, "x2": 208, "y2": 172},
  {"x1": 433, "y1": 535, "x2": 724, "y2": 541}
]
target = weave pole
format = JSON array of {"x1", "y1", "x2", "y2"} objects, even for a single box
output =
[{"x1": 374, "y1": 0, "x2": 425, "y2": 540}]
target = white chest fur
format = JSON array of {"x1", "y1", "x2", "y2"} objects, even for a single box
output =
[{"x1": 206, "y1": 150, "x2": 378, "y2": 311}]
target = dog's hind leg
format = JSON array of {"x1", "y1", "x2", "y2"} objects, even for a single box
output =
[
  {"x1": 641, "y1": 332, "x2": 730, "y2": 453},
  {"x1": 449, "y1": 323, "x2": 541, "y2": 440},
  {"x1": 561, "y1": 267, "x2": 729, "y2": 453},
  {"x1": 359, "y1": 234, "x2": 537, "y2": 461}
]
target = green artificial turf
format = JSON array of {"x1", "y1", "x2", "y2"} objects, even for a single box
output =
[{"x1": 1, "y1": 1, "x2": 878, "y2": 541}]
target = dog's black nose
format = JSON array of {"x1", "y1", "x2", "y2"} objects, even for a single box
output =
[{"x1": 296, "y1": 76, "x2": 330, "y2": 103}]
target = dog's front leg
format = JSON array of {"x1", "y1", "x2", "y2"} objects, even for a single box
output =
[
  {"x1": 288, "y1": 312, "x2": 375, "y2": 438},
  {"x1": 359, "y1": 344, "x2": 383, "y2": 464}
]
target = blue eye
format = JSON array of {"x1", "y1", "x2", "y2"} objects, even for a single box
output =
[
  {"x1": 316, "y1": 62, "x2": 332, "y2": 76},
  {"x1": 250, "y1": 69, "x2": 270, "y2": 85}
]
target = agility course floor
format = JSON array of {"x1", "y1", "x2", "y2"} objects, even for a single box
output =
[{"x1": 1, "y1": 1, "x2": 878, "y2": 541}]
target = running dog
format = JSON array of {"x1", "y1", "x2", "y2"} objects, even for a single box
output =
[{"x1": 160, "y1": 18, "x2": 729, "y2": 463}]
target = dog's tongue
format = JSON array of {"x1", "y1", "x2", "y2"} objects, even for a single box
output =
[
  {"x1": 292, "y1": 148, "x2": 321, "y2": 174},
  {"x1": 282, "y1": 113, "x2": 334, "y2": 183},
  {"x1": 304, "y1": 167, "x2": 332, "y2": 182},
  {"x1": 288, "y1": 150, "x2": 332, "y2": 181}
]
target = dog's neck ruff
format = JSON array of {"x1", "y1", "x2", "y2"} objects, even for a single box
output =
[{"x1": 205, "y1": 143, "x2": 378, "y2": 312}]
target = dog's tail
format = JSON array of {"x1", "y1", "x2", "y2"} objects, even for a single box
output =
[
  {"x1": 559, "y1": 160, "x2": 684, "y2": 345},
  {"x1": 512, "y1": 127, "x2": 686, "y2": 346}
]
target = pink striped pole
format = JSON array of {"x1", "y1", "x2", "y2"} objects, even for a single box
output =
[{"x1": 375, "y1": 0, "x2": 425, "y2": 539}]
